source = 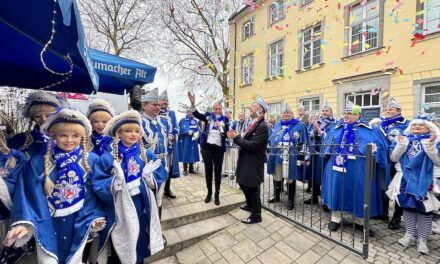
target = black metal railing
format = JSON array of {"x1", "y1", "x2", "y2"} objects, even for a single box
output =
[{"x1": 218, "y1": 142, "x2": 377, "y2": 259}]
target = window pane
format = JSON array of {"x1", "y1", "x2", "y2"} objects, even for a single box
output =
[
  {"x1": 366, "y1": 0, "x2": 379, "y2": 18},
  {"x1": 355, "y1": 95, "x2": 362, "y2": 105},
  {"x1": 351, "y1": 24, "x2": 363, "y2": 53},
  {"x1": 426, "y1": 85, "x2": 440, "y2": 94},
  {"x1": 303, "y1": 43, "x2": 311, "y2": 67},
  {"x1": 312, "y1": 40, "x2": 321, "y2": 64},
  {"x1": 372, "y1": 94, "x2": 379, "y2": 105},
  {"x1": 363, "y1": 94, "x2": 371, "y2": 106},
  {"x1": 426, "y1": 94, "x2": 440, "y2": 103},
  {"x1": 351, "y1": 5, "x2": 364, "y2": 23},
  {"x1": 347, "y1": 95, "x2": 354, "y2": 103},
  {"x1": 303, "y1": 29, "x2": 312, "y2": 42}
]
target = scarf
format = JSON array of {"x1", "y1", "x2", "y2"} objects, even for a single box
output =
[
  {"x1": 49, "y1": 146, "x2": 85, "y2": 217},
  {"x1": 406, "y1": 133, "x2": 431, "y2": 158},
  {"x1": 159, "y1": 109, "x2": 169, "y2": 116},
  {"x1": 32, "y1": 125, "x2": 48, "y2": 143},
  {"x1": 91, "y1": 131, "x2": 112, "y2": 155},
  {"x1": 332, "y1": 121, "x2": 360, "y2": 172},
  {"x1": 279, "y1": 119, "x2": 299, "y2": 143},
  {"x1": 317, "y1": 116, "x2": 336, "y2": 131},
  {"x1": 380, "y1": 114, "x2": 404, "y2": 130},
  {"x1": 210, "y1": 113, "x2": 225, "y2": 130},
  {"x1": 118, "y1": 141, "x2": 142, "y2": 195},
  {"x1": 242, "y1": 113, "x2": 265, "y2": 138}
]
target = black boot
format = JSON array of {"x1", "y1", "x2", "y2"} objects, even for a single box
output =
[
  {"x1": 304, "y1": 184, "x2": 319, "y2": 205},
  {"x1": 189, "y1": 163, "x2": 196, "y2": 174},
  {"x1": 158, "y1": 206, "x2": 167, "y2": 246},
  {"x1": 267, "y1": 181, "x2": 281, "y2": 203},
  {"x1": 214, "y1": 192, "x2": 220, "y2": 206},
  {"x1": 286, "y1": 181, "x2": 296, "y2": 210},
  {"x1": 164, "y1": 178, "x2": 176, "y2": 199},
  {"x1": 205, "y1": 192, "x2": 212, "y2": 203}
]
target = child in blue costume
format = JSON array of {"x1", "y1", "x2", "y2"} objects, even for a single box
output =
[
  {"x1": 387, "y1": 113, "x2": 440, "y2": 254},
  {"x1": 87, "y1": 99, "x2": 115, "y2": 156},
  {"x1": 4, "y1": 108, "x2": 107, "y2": 264},
  {"x1": 83, "y1": 99, "x2": 115, "y2": 263},
  {"x1": 266, "y1": 103, "x2": 310, "y2": 210},
  {"x1": 0, "y1": 126, "x2": 27, "y2": 261},
  {"x1": 93, "y1": 110, "x2": 166, "y2": 264},
  {"x1": 8, "y1": 91, "x2": 61, "y2": 159},
  {"x1": 177, "y1": 110, "x2": 200, "y2": 175}
]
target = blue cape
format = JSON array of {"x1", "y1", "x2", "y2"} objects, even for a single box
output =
[
  {"x1": 321, "y1": 122, "x2": 390, "y2": 218},
  {"x1": 267, "y1": 120, "x2": 310, "y2": 181},
  {"x1": 177, "y1": 117, "x2": 200, "y2": 163},
  {"x1": 11, "y1": 152, "x2": 106, "y2": 263}
]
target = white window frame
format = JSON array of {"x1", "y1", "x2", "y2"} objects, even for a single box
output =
[
  {"x1": 301, "y1": 0, "x2": 314, "y2": 6},
  {"x1": 301, "y1": 23, "x2": 322, "y2": 69},
  {"x1": 345, "y1": 92, "x2": 380, "y2": 109},
  {"x1": 267, "y1": 102, "x2": 282, "y2": 120},
  {"x1": 267, "y1": 39, "x2": 284, "y2": 78},
  {"x1": 348, "y1": 0, "x2": 380, "y2": 55},
  {"x1": 269, "y1": 0, "x2": 285, "y2": 25},
  {"x1": 241, "y1": 53, "x2": 254, "y2": 85},
  {"x1": 300, "y1": 98, "x2": 320, "y2": 114},
  {"x1": 242, "y1": 16, "x2": 255, "y2": 40},
  {"x1": 422, "y1": 82, "x2": 440, "y2": 118},
  {"x1": 423, "y1": 0, "x2": 440, "y2": 34}
]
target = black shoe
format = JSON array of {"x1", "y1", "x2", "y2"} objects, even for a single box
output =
[
  {"x1": 214, "y1": 196, "x2": 220, "y2": 206},
  {"x1": 189, "y1": 170, "x2": 196, "y2": 174},
  {"x1": 267, "y1": 196, "x2": 279, "y2": 203},
  {"x1": 304, "y1": 198, "x2": 318, "y2": 205},
  {"x1": 286, "y1": 201, "x2": 294, "y2": 210},
  {"x1": 305, "y1": 185, "x2": 312, "y2": 193},
  {"x1": 328, "y1": 221, "x2": 340, "y2": 232},
  {"x1": 241, "y1": 217, "x2": 262, "y2": 224},
  {"x1": 183, "y1": 171, "x2": 188, "y2": 176},
  {"x1": 164, "y1": 190, "x2": 176, "y2": 199},
  {"x1": 388, "y1": 217, "x2": 401, "y2": 230},
  {"x1": 163, "y1": 234, "x2": 167, "y2": 247},
  {"x1": 239, "y1": 204, "x2": 252, "y2": 212},
  {"x1": 355, "y1": 224, "x2": 375, "y2": 237},
  {"x1": 323, "y1": 205, "x2": 330, "y2": 213},
  {"x1": 205, "y1": 194, "x2": 212, "y2": 203}
]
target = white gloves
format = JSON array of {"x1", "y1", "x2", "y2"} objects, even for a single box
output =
[
  {"x1": 192, "y1": 131, "x2": 200, "y2": 141},
  {"x1": 142, "y1": 160, "x2": 162, "y2": 189},
  {"x1": 188, "y1": 130, "x2": 193, "y2": 136}
]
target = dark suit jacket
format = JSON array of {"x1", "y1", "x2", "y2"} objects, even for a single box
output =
[
  {"x1": 233, "y1": 119, "x2": 269, "y2": 187},
  {"x1": 192, "y1": 110, "x2": 229, "y2": 152},
  {"x1": 299, "y1": 113, "x2": 310, "y2": 127}
]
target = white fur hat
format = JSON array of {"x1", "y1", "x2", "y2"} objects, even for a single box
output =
[
  {"x1": 41, "y1": 108, "x2": 92, "y2": 136},
  {"x1": 404, "y1": 112, "x2": 440, "y2": 138},
  {"x1": 22, "y1": 91, "x2": 62, "y2": 118},
  {"x1": 87, "y1": 99, "x2": 115, "y2": 118},
  {"x1": 104, "y1": 110, "x2": 142, "y2": 137}
]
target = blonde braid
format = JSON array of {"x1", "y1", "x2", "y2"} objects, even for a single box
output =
[
  {"x1": 21, "y1": 132, "x2": 33, "y2": 151},
  {"x1": 112, "y1": 137, "x2": 120, "y2": 162},
  {"x1": 82, "y1": 136, "x2": 91, "y2": 173},
  {"x1": 44, "y1": 140, "x2": 54, "y2": 196},
  {"x1": 0, "y1": 130, "x2": 16, "y2": 169},
  {"x1": 138, "y1": 139, "x2": 148, "y2": 163}
]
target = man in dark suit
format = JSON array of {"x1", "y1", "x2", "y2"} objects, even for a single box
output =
[
  {"x1": 227, "y1": 95, "x2": 269, "y2": 224},
  {"x1": 297, "y1": 103, "x2": 310, "y2": 127}
]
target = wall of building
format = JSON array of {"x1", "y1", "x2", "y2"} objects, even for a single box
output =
[{"x1": 229, "y1": 0, "x2": 440, "y2": 120}]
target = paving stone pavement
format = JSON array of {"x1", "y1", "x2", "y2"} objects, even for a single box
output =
[{"x1": 157, "y1": 164, "x2": 440, "y2": 264}]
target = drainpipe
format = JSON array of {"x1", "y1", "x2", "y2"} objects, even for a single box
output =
[{"x1": 232, "y1": 19, "x2": 237, "y2": 118}]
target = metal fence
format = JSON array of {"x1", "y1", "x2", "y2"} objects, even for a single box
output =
[{"x1": 216, "y1": 143, "x2": 377, "y2": 259}]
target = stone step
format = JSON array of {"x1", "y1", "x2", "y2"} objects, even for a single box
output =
[
  {"x1": 161, "y1": 193, "x2": 245, "y2": 230},
  {"x1": 145, "y1": 214, "x2": 237, "y2": 263}
]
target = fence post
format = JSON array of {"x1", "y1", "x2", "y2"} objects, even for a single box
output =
[{"x1": 363, "y1": 143, "x2": 375, "y2": 259}]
